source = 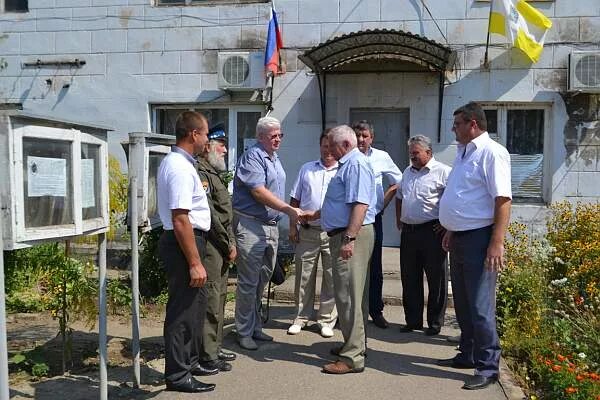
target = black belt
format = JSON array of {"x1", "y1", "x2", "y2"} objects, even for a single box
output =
[
  {"x1": 326, "y1": 227, "x2": 346, "y2": 237},
  {"x1": 193, "y1": 228, "x2": 207, "y2": 237},
  {"x1": 402, "y1": 219, "x2": 438, "y2": 232},
  {"x1": 234, "y1": 210, "x2": 279, "y2": 226}
]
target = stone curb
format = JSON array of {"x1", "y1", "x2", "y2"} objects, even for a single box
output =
[{"x1": 499, "y1": 358, "x2": 527, "y2": 400}]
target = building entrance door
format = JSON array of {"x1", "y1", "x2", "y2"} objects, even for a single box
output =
[{"x1": 349, "y1": 108, "x2": 409, "y2": 247}]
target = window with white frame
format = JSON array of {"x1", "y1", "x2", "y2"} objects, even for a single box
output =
[
  {"x1": 482, "y1": 104, "x2": 549, "y2": 203},
  {"x1": 3, "y1": 0, "x2": 27, "y2": 12}
]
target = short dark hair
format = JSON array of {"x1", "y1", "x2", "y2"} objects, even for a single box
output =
[
  {"x1": 175, "y1": 111, "x2": 207, "y2": 140},
  {"x1": 453, "y1": 102, "x2": 487, "y2": 131},
  {"x1": 320, "y1": 128, "x2": 332, "y2": 144},
  {"x1": 351, "y1": 120, "x2": 374, "y2": 137}
]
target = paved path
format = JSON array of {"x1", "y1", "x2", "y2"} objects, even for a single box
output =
[{"x1": 10, "y1": 304, "x2": 507, "y2": 400}]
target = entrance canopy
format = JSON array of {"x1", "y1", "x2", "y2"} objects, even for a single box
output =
[
  {"x1": 298, "y1": 29, "x2": 456, "y2": 140},
  {"x1": 299, "y1": 29, "x2": 456, "y2": 74}
]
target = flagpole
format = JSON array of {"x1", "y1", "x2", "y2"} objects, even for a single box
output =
[{"x1": 483, "y1": 0, "x2": 493, "y2": 69}]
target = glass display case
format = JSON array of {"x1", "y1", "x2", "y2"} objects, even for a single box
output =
[
  {"x1": 126, "y1": 132, "x2": 175, "y2": 232},
  {"x1": 0, "y1": 111, "x2": 111, "y2": 249}
]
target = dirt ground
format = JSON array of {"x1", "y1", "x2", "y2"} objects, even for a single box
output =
[{"x1": 6, "y1": 301, "x2": 236, "y2": 399}]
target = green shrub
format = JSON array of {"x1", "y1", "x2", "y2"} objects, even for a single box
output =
[
  {"x1": 139, "y1": 228, "x2": 167, "y2": 299},
  {"x1": 499, "y1": 202, "x2": 600, "y2": 400}
]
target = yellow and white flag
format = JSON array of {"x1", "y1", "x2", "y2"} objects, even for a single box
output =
[{"x1": 489, "y1": 0, "x2": 552, "y2": 63}]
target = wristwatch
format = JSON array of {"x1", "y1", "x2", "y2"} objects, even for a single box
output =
[{"x1": 342, "y1": 234, "x2": 356, "y2": 244}]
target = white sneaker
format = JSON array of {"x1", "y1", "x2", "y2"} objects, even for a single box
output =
[
  {"x1": 287, "y1": 324, "x2": 302, "y2": 335},
  {"x1": 320, "y1": 326, "x2": 334, "y2": 338}
]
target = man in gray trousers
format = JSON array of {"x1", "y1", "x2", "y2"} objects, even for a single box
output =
[{"x1": 232, "y1": 116, "x2": 304, "y2": 350}]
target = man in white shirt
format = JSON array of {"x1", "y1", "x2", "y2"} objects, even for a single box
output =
[
  {"x1": 438, "y1": 102, "x2": 512, "y2": 391},
  {"x1": 395, "y1": 135, "x2": 451, "y2": 336},
  {"x1": 353, "y1": 120, "x2": 402, "y2": 329},
  {"x1": 157, "y1": 111, "x2": 215, "y2": 393},
  {"x1": 287, "y1": 130, "x2": 338, "y2": 338}
]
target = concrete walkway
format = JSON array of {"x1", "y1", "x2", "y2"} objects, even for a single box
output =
[
  {"x1": 10, "y1": 304, "x2": 507, "y2": 400},
  {"x1": 274, "y1": 247, "x2": 454, "y2": 307}
]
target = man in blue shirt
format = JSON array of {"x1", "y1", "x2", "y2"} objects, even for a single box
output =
[
  {"x1": 320, "y1": 124, "x2": 376, "y2": 374},
  {"x1": 232, "y1": 116, "x2": 304, "y2": 350}
]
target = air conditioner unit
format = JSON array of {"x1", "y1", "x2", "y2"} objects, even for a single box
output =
[
  {"x1": 568, "y1": 51, "x2": 600, "y2": 92},
  {"x1": 218, "y1": 51, "x2": 265, "y2": 91}
]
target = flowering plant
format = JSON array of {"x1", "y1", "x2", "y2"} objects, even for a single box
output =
[{"x1": 499, "y1": 202, "x2": 600, "y2": 399}]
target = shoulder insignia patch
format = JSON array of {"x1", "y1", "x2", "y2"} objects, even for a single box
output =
[{"x1": 201, "y1": 180, "x2": 210, "y2": 193}]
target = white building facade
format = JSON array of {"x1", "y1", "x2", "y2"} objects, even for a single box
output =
[{"x1": 1, "y1": 0, "x2": 599, "y2": 245}]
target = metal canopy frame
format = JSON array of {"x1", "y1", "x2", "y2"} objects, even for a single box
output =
[{"x1": 298, "y1": 29, "x2": 456, "y2": 141}]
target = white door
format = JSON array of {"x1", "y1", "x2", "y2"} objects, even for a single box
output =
[{"x1": 350, "y1": 108, "x2": 410, "y2": 247}]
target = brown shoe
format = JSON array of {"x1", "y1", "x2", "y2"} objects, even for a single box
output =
[{"x1": 322, "y1": 361, "x2": 364, "y2": 374}]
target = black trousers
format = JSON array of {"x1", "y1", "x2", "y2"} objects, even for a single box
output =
[
  {"x1": 159, "y1": 230, "x2": 208, "y2": 385},
  {"x1": 400, "y1": 222, "x2": 448, "y2": 330},
  {"x1": 368, "y1": 212, "x2": 384, "y2": 318}
]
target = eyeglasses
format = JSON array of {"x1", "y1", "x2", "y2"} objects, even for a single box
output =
[{"x1": 269, "y1": 133, "x2": 284, "y2": 140}]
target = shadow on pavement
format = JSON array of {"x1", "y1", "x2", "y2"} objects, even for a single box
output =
[{"x1": 222, "y1": 304, "x2": 471, "y2": 383}]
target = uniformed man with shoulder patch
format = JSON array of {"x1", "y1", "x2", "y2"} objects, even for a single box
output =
[{"x1": 195, "y1": 123, "x2": 238, "y2": 374}]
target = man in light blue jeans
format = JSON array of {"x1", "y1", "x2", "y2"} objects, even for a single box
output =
[{"x1": 232, "y1": 116, "x2": 305, "y2": 350}]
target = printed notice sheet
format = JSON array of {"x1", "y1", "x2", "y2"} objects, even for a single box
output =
[
  {"x1": 81, "y1": 159, "x2": 95, "y2": 208},
  {"x1": 27, "y1": 156, "x2": 67, "y2": 197}
]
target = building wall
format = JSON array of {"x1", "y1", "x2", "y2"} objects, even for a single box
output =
[{"x1": 1, "y1": 0, "x2": 599, "y2": 234}]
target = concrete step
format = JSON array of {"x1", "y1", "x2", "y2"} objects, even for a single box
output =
[{"x1": 272, "y1": 247, "x2": 454, "y2": 308}]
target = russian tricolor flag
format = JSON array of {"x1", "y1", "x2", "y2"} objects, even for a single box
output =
[{"x1": 265, "y1": 6, "x2": 283, "y2": 75}]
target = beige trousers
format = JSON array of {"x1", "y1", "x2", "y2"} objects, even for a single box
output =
[
  {"x1": 292, "y1": 226, "x2": 338, "y2": 329},
  {"x1": 329, "y1": 224, "x2": 374, "y2": 369}
]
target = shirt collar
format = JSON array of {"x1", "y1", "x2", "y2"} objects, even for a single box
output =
[
  {"x1": 317, "y1": 159, "x2": 339, "y2": 170},
  {"x1": 339, "y1": 147, "x2": 361, "y2": 164},
  {"x1": 254, "y1": 142, "x2": 277, "y2": 160},
  {"x1": 457, "y1": 131, "x2": 489, "y2": 154},
  {"x1": 471, "y1": 131, "x2": 490, "y2": 148},
  {"x1": 172, "y1": 145, "x2": 198, "y2": 166},
  {"x1": 411, "y1": 156, "x2": 437, "y2": 172}
]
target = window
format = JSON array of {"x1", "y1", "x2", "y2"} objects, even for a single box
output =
[
  {"x1": 3, "y1": 0, "x2": 28, "y2": 12},
  {"x1": 482, "y1": 104, "x2": 549, "y2": 203},
  {"x1": 152, "y1": 103, "x2": 263, "y2": 170}
]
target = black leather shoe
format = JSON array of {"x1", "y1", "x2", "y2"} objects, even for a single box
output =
[
  {"x1": 200, "y1": 359, "x2": 232, "y2": 372},
  {"x1": 218, "y1": 349, "x2": 237, "y2": 361},
  {"x1": 191, "y1": 362, "x2": 219, "y2": 376},
  {"x1": 372, "y1": 314, "x2": 389, "y2": 329},
  {"x1": 424, "y1": 327, "x2": 441, "y2": 336},
  {"x1": 462, "y1": 375, "x2": 498, "y2": 390},
  {"x1": 215, "y1": 360, "x2": 232, "y2": 372},
  {"x1": 165, "y1": 377, "x2": 215, "y2": 393},
  {"x1": 399, "y1": 325, "x2": 422, "y2": 333},
  {"x1": 436, "y1": 357, "x2": 475, "y2": 369}
]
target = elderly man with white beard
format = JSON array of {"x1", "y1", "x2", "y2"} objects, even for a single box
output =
[{"x1": 195, "y1": 123, "x2": 238, "y2": 375}]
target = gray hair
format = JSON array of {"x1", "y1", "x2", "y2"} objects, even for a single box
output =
[
  {"x1": 407, "y1": 135, "x2": 432, "y2": 151},
  {"x1": 329, "y1": 124, "x2": 357, "y2": 147},
  {"x1": 256, "y1": 116, "x2": 281, "y2": 138}
]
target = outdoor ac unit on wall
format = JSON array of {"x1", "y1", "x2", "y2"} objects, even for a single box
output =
[
  {"x1": 217, "y1": 51, "x2": 265, "y2": 91},
  {"x1": 568, "y1": 51, "x2": 600, "y2": 93}
]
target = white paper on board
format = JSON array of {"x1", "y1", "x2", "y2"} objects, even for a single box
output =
[
  {"x1": 27, "y1": 156, "x2": 67, "y2": 197},
  {"x1": 81, "y1": 159, "x2": 95, "y2": 208}
]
